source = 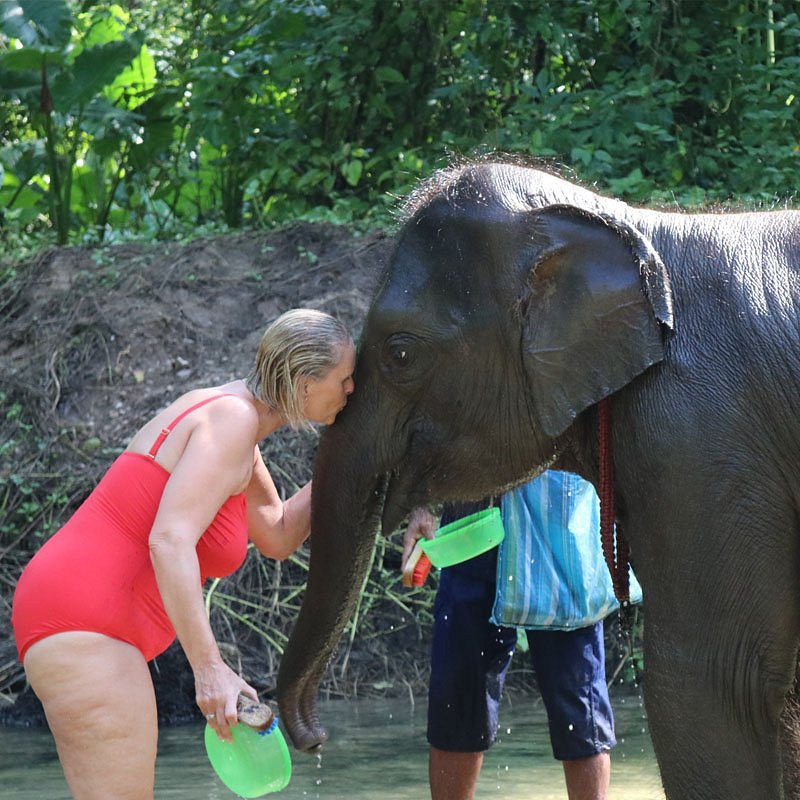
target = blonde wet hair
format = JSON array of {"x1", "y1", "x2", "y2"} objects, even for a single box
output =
[{"x1": 247, "y1": 309, "x2": 352, "y2": 428}]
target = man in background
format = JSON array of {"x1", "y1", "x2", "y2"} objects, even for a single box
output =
[{"x1": 403, "y1": 473, "x2": 617, "y2": 800}]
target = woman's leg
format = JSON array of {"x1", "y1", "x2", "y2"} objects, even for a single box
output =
[{"x1": 23, "y1": 631, "x2": 158, "y2": 800}]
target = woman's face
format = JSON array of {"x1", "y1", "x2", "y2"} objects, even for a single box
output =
[{"x1": 302, "y1": 342, "x2": 356, "y2": 425}]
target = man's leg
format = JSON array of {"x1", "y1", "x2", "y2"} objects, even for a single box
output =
[
  {"x1": 528, "y1": 622, "x2": 616, "y2": 800},
  {"x1": 429, "y1": 749, "x2": 484, "y2": 800},
  {"x1": 562, "y1": 752, "x2": 611, "y2": 800},
  {"x1": 427, "y1": 544, "x2": 516, "y2": 800}
]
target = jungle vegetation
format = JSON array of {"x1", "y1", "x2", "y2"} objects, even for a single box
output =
[{"x1": 1, "y1": 0, "x2": 798, "y2": 252}]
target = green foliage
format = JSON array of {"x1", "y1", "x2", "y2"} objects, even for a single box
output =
[
  {"x1": 1, "y1": 1, "x2": 156, "y2": 244},
  {"x1": 1, "y1": 0, "x2": 798, "y2": 248}
]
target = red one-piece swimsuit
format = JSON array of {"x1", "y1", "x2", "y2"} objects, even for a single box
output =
[{"x1": 12, "y1": 395, "x2": 249, "y2": 662}]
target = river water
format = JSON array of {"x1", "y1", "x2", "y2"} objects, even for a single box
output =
[{"x1": 0, "y1": 694, "x2": 664, "y2": 799}]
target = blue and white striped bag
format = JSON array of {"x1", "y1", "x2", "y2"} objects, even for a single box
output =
[{"x1": 491, "y1": 470, "x2": 642, "y2": 631}]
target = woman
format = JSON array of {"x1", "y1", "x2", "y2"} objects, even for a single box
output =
[{"x1": 12, "y1": 308, "x2": 355, "y2": 800}]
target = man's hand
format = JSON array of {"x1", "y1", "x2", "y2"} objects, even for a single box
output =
[
  {"x1": 400, "y1": 507, "x2": 438, "y2": 587},
  {"x1": 402, "y1": 507, "x2": 438, "y2": 567}
]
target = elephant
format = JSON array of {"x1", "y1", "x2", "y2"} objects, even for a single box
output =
[{"x1": 276, "y1": 159, "x2": 800, "y2": 799}]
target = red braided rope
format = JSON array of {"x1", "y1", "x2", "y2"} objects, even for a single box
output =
[
  {"x1": 597, "y1": 398, "x2": 630, "y2": 602},
  {"x1": 616, "y1": 523, "x2": 630, "y2": 602}
]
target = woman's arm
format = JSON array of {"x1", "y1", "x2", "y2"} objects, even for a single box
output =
[
  {"x1": 148, "y1": 400, "x2": 258, "y2": 741},
  {"x1": 245, "y1": 446, "x2": 311, "y2": 559}
]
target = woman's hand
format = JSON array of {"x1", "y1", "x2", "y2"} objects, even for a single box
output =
[{"x1": 195, "y1": 658, "x2": 259, "y2": 742}]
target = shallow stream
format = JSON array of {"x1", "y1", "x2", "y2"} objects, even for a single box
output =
[{"x1": 0, "y1": 694, "x2": 664, "y2": 799}]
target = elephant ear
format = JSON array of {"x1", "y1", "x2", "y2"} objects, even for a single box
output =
[{"x1": 519, "y1": 204, "x2": 674, "y2": 437}]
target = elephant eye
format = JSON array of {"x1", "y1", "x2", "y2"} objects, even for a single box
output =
[{"x1": 381, "y1": 334, "x2": 419, "y2": 373}]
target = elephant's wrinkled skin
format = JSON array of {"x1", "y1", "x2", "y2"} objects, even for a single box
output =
[{"x1": 277, "y1": 161, "x2": 800, "y2": 799}]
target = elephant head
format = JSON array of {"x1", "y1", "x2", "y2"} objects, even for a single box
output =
[{"x1": 277, "y1": 161, "x2": 674, "y2": 751}]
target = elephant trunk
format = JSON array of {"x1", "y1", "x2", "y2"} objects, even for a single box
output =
[{"x1": 277, "y1": 419, "x2": 386, "y2": 751}]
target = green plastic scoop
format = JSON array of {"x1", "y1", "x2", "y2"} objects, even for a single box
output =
[
  {"x1": 205, "y1": 717, "x2": 292, "y2": 797},
  {"x1": 419, "y1": 506, "x2": 505, "y2": 568}
]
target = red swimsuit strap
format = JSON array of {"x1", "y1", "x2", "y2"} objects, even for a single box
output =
[{"x1": 147, "y1": 394, "x2": 238, "y2": 459}]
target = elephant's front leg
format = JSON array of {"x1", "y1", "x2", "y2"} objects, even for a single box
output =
[{"x1": 642, "y1": 604, "x2": 792, "y2": 800}]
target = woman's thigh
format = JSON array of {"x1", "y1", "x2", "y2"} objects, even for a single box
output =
[{"x1": 24, "y1": 631, "x2": 158, "y2": 800}]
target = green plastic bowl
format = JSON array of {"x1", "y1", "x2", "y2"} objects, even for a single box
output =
[
  {"x1": 419, "y1": 507, "x2": 505, "y2": 568},
  {"x1": 205, "y1": 717, "x2": 292, "y2": 797}
]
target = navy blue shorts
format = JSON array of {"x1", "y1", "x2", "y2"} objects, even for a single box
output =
[{"x1": 427, "y1": 544, "x2": 616, "y2": 760}]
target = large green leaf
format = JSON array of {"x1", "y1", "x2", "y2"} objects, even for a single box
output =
[
  {"x1": 0, "y1": 0, "x2": 71, "y2": 49},
  {"x1": 0, "y1": 46, "x2": 42, "y2": 70},
  {"x1": 0, "y1": 140, "x2": 46, "y2": 179},
  {"x1": 83, "y1": 4, "x2": 128, "y2": 48},
  {"x1": 375, "y1": 66, "x2": 405, "y2": 84},
  {"x1": 0, "y1": 60, "x2": 39, "y2": 93},
  {"x1": 2, "y1": 183, "x2": 46, "y2": 216},
  {"x1": 105, "y1": 44, "x2": 156, "y2": 110},
  {"x1": 50, "y1": 40, "x2": 137, "y2": 111}
]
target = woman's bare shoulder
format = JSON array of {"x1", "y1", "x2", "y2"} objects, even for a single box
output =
[{"x1": 127, "y1": 382, "x2": 258, "y2": 455}]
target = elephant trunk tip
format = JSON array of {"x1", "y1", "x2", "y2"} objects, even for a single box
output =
[
  {"x1": 285, "y1": 722, "x2": 328, "y2": 753},
  {"x1": 278, "y1": 690, "x2": 329, "y2": 752}
]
